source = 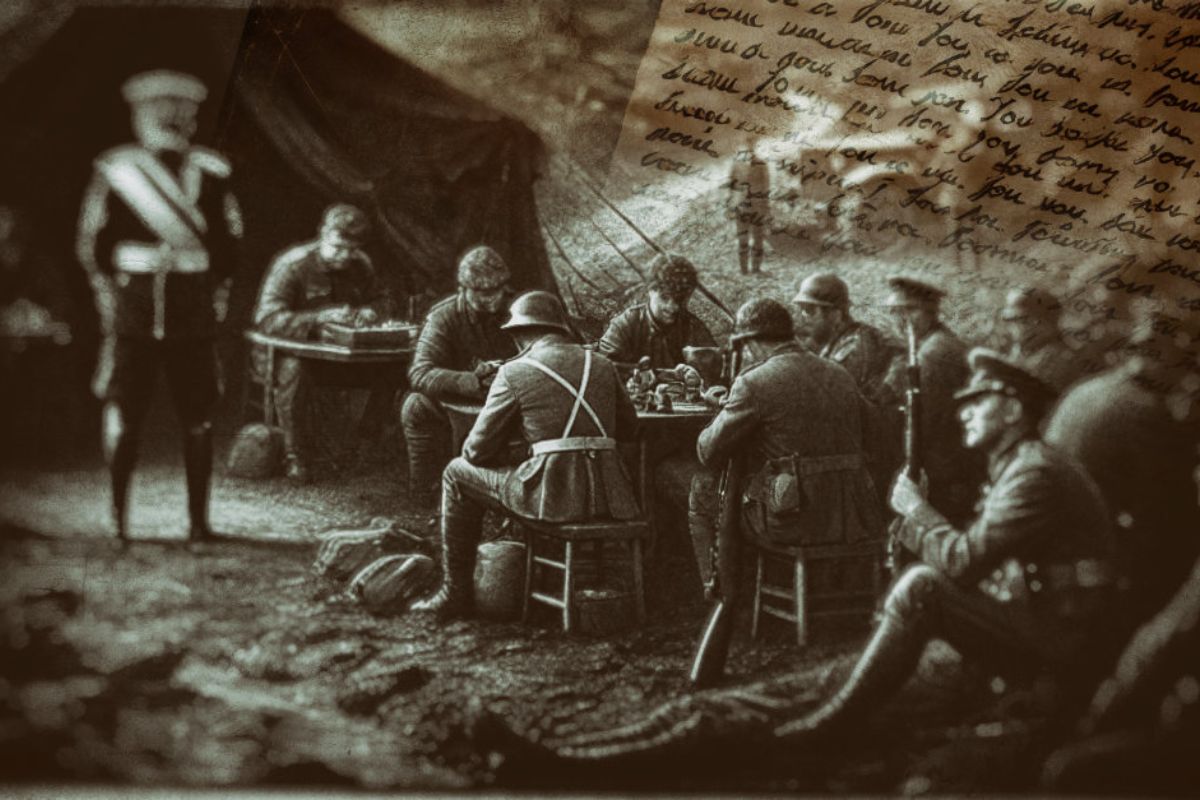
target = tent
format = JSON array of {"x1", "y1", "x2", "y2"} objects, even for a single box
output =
[{"x1": 0, "y1": 3, "x2": 555, "y2": 454}]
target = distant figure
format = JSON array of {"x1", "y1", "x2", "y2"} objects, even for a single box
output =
[
  {"x1": 882, "y1": 276, "x2": 984, "y2": 527},
  {"x1": 1045, "y1": 311, "x2": 1200, "y2": 632},
  {"x1": 401, "y1": 245, "x2": 517, "y2": 507},
  {"x1": 728, "y1": 137, "x2": 769, "y2": 275},
  {"x1": 999, "y1": 286, "x2": 1081, "y2": 394},
  {"x1": 410, "y1": 292, "x2": 639, "y2": 618},
  {"x1": 597, "y1": 252, "x2": 716, "y2": 369},
  {"x1": 253, "y1": 204, "x2": 389, "y2": 482},
  {"x1": 77, "y1": 70, "x2": 242, "y2": 542}
]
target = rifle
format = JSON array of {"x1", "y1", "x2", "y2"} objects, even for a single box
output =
[
  {"x1": 887, "y1": 320, "x2": 922, "y2": 575},
  {"x1": 689, "y1": 339, "x2": 744, "y2": 688}
]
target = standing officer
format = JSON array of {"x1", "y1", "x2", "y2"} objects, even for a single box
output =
[
  {"x1": 411, "y1": 291, "x2": 640, "y2": 617},
  {"x1": 597, "y1": 252, "x2": 716, "y2": 369},
  {"x1": 999, "y1": 285, "x2": 1081, "y2": 394},
  {"x1": 728, "y1": 136, "x2": 769, "y2": 275},
  {"x1": 253, "y1": 204, "x2": 389, "y2": 481},
  {"x1": 400, "y1": 245, "x2": 518, "y2": 507},
  {"x1": 792, "y1": 272, "x2": 897, "y2": 405},
  {"x1": 473, "y1": 350, "x2": 1117, "y2": 773},
  {"x1": 77, "y1": 69, "x2": 242, "y2": 542},
  {"x1": 882, "y1": 275, "x2": 984, "y2": 527}
]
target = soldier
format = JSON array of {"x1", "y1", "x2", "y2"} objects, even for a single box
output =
[
  {"x1": 253, "y1": 204, "x2": 390, "y2": 481},
  {"x1": 400, "y1": 245, "x2": 518, "y2": 507},
  {"x1": 77, "y1": 70, "x2": 242, "y2": 542},
  {"x1": 410, "y1": 291, "x2": 640, "y2": 617},
  {"x1": 1045, "y1": 310, "x2": 1200, "y2": 632},
  {"x1": 473, "y1": 350, "x2": 1117, "y2": 774},
  {"x1": 728, "y1": 136, "x2": 769, "y2": 275},
  {"x1": 999, "y1": 285, "x2": 1082, "y2": 394},
  {"x1": 792, "y1": 272, "x2": 897, "y2": 405},
  {"x1": 597, "y1": 252, "x2": 716, "y2": 369},
  {"x1": 687, "y1": 298, "x2": 883, "y2": 682},
  {"x1": 882, "y1": 275, "x2": 984, "y2": 527}
]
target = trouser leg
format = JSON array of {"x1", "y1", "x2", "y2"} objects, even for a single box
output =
[
  {"x1": 411, "y1": 456, "x2": 510, "y2": 616},
  {"x1": 167, "y1": 339, "x2": 220, "y2": 539},
  {"x1": 273, "y1": 355, "x2": 308, "y2": 463},
  {"x1": 103, "y1": 339, "x2": 155, "y2": 541},
  {"x1": 749, "y1": 217, "x2": 765, "y2": 273},
  {"x1": 401, "y1": 391, "x2": 452, "y2": 507},
  {"x1": 736, "y1": 220, "x2": 750, "y2": 274}
]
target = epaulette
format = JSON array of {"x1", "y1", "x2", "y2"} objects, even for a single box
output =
[
  {"x1": 427, "y1": 294, "x2": 459, "y2": 316},
  {"x1": 187, "y1": 147, "x2": 232, "y2": 178},
  {"x1": 270, "y1": 242, "x2": 318, "y2": 270}
]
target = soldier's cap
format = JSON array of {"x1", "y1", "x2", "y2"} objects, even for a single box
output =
[
  {"x1": 884, "y1": 275, "x2": 945, "y2": 308},
  {"x1": 458, "y1": 245, "x2": 510, "y2": 290},
  {"x1": 501, "y1": 291, "x2": 572, "y2": 335},
  {"x1": 954, "y1": 348, "x2": 1057, "y2": 411},
  {"x1": 793, "y1": 272, "x2": 849, "y2": 308},
  {"x1": 647, "y1": 252, "x2": 699, "y2": 299},
  {"x1": 730, "y1": 298, "x2": 794, "y2": 344},
  {"x1": 122, "y1": 70, "x2": 208, "y2": 105},
  {"x1": 1001, "y1": 286, "x2": 1061, "y2": 321}
]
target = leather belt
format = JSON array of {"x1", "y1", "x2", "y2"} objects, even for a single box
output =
[
  {"x1": 531, "y1": 436, "x2": 617, "y2": 456},
  {"x1": 114, "y1": 242, "x2": 209, "y2": 273}
]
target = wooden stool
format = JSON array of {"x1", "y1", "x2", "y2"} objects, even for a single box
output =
[
  {"x1": 751, "y1": 539, "x2": 884, "y2": 646},
  {"x1": 519, "y1": 517, "x2": 650, "y2": 633}
]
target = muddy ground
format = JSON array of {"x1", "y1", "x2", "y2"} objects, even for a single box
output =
[{"x1": 0, "y1": 420, "x2": 1070, "y2": 795}]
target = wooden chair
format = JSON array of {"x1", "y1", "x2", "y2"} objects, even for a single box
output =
[
  {"x1": 518, "y1": 516, "x2": 651, "y2": 634},
  {"x1": 751, "y1": 539, "x2": 884, "y2": 646}
]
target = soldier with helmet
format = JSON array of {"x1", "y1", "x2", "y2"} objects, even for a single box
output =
[
  {"x1": 253, "y1": 203, "x2": 389, "y2": 481},
  {"x1": 793, "y1": 271, "x2": 898, "y2": 405},
  {"x1": 401, "y1": 245, "x2": 519, "y2": 507},
  {"x1": 472, "y1": 350, "x2": 1117, "y2": 773},
  {"x1": 882, "y1": 275, "x2": 984, "y2": 527},
  {"x1": 597, "y1": 252, "x2": 716, "y2": 369},
  {"x1": 77, "y1": 69, "x2": 242, "y2": 542},
  {"x1": 686, "y1": 298, "x2": 883, "y2": 682},
  {"x1": 410, "y1": 291, "x2": 640, "y2": 617},
  {"x1": 999, "y1": 285, "x2": 1082, "y2": 394}
]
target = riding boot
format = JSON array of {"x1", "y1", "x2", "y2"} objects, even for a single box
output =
[
  {"x1": 410, "y1": 506, "x2": 477, "y2": 618},
  {"x1": 772, "y1": 611, "x2": 925, "y2": 741},
  {"x1": 184, "y1": 425, "x2": 216, "y2": 541},
  {"x1": 109, "y1": 432, "x2": 137, "y2": 543}
]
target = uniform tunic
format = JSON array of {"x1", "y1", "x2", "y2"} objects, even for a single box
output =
[{"x1": 597, "y1": 303, "x2": 716, "y2": 370}]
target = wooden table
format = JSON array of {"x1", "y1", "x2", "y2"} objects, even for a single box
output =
[{"x1": 245, "y1": 329, "x2": 413, "y2": 426}]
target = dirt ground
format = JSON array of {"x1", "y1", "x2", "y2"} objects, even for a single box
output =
[{"x1": 0, "y1": 419, "x2": 1075, "y2": 795}]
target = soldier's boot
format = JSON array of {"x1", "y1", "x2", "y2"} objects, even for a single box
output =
[
  {"x1": 409, "y1": 509, "x2": 477, "y2": 619},
  {"x1": 772, "y1": 582, "x2": 928, "y2": 742},
  {"x1": 103, "y1": 404, "x2": 136, "y2": 543},
  {"x1": 184, "y1": 423, "x2": 217, "y2": 542}
]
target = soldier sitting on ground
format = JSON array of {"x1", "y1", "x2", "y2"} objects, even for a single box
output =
[
  {"x1": 253, "y1": 204, "x2": 391, "y2": 481},
  {"x1": 471, "y1": 350, "x2": 1118, "y2": 780},
  {"x1": 400, "y1": 246, "x2": 518, "y2": 508},
  {"x1": 409, "y1": 291, "x2": 640, "y2": 618},
  {"x1": 597, "y1": 252, "x2": 716, "y2": 370}
]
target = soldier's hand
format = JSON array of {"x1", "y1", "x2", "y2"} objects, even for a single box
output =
[
  {"x1": 889, "y1": 473, "x2": 926, "y2": 517},
  {"x1": 317, "y1": 305, "x2": 352, "y2": 324},
  {"x1": 474, "y1": 360, "x2": 500, "y2": 381}
]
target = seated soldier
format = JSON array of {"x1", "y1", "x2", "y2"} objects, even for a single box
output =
[
  {"x1": 400, "y1": 245, "x2": 518, "y2": 507},
  {"x1": 597, "y1": 252, "x2": 716, "y2": 369},
  {"x1": 999, "y1": 285, "x2": 1082, "y2": 395},
  {"x1": 410, "y1": 291, "x2": 640, "y2": 618},
  {"x1": 688, "y1": 298, "x2": 884, "y2": 685},
  {"x1": 253, "y1": 204, "x2": 389, "y2": 480},
  {"x1": 472, "y1": 350, "x2": 1118, "y2": 778}
]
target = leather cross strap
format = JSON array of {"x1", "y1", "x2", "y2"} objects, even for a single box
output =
[{"x1": 518, "y1": 349, "x2": 608, "y2": 438}]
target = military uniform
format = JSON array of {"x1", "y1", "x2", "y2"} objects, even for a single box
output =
[
  {"x1": 1008, "y1": 336, "x2": 1082, "y2": 395},
  {"x1": 401, "y1": 291, "x2": 518, "y2": 501},
  {"x1": 884, "y1": 322, "x2": 984, "y2": 526},
  {"x1": 253, "y1": 241, "x2": 388, "y2": 464},
  {"x1": 420, "y1": 319, "x2": 640, "y2": 615},
  {"x1": 597, "y1": 303, "x2": 716, "y2": 369},
  {"x1": 819, "y1": 319, "x2": 897, "y2": 405},
  {"x1": 77, "y1": 96, "x2": 242, "y2": 537},
  {"x1": 1046, "y1": 363, "x2": 1200, "y2": 629},
  {"x1": 729, "y1": 154, "x2": 769, "y2": 274}
]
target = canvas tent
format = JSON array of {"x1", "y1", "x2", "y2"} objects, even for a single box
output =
[{"x1": 0, "y1": 3, "x2": 555, "y2": 453}]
